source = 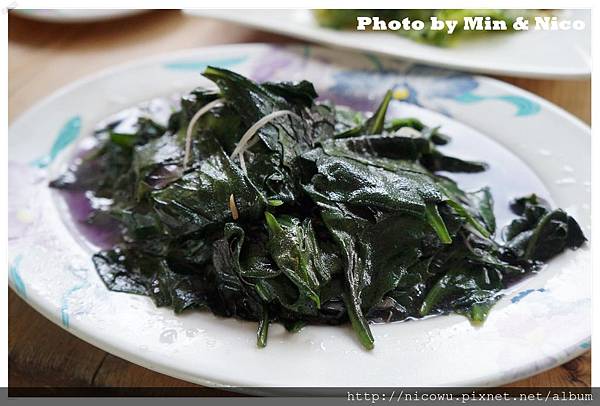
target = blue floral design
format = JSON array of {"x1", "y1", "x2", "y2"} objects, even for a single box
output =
[
  {"x1": 511, "y1": 288, "x2": 546, "y2": 304},
  {"x1": 454, "y1": 93, "x2": 541, "y2": 116},
  {"x1": 9, "y1": 255, "x2": 26, "y2": 297},
  {"x1": 404, "y1": 65, "x2": 480, "y2": 99},
  {"x1": 60, "y1": 266, "x2": 89, "y2": 328},
  {"x1": 325, "y1": 65, "x2": 478, "y2": 113},
  {"x1": 31, "y1": 116, "x2": 81, "y2": 168},
  {"x1": 163, "y1": 56, "x2": 246, "y2": 71},
  {"x1": 325, "y1": 70, "x2": 405, "y2": 111},
  {"x1": 325, "y1": 63, "x2": 540, "y2": 117}
]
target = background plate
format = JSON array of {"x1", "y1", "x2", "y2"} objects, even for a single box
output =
[
  {"x1": 8, "y1": 44, "x2": 591, "y2": 388},
  {"x1": 185, "y1": 9, "x2": 591, "y2": 79}
]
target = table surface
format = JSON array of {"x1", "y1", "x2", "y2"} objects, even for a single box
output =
[{"x1": 8, "y1": 10, "x2": 591, "y2": 391}]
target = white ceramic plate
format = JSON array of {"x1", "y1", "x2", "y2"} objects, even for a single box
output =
[
  {"x1": 8, "y1": 44, "x2": 591, "y2": 388},
  {"x1": 185, "y1": 9, "x2": 591, "y2": 79},
  {"x1": 12, "y1": 9, "x2": 144, "y2": 23}
]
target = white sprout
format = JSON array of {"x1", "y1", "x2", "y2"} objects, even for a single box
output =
[
  {"x1": 183, "y1": 98, "x2": 225, "y2": 170},
  {"x1": 238, "y1": 153, "x2": 247, "y2": 174},
  {"x1": 229, "y1": 110, "x2": 300, "y2": 173}
]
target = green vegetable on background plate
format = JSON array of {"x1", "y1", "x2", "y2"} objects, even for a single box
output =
[
  {"x1": 50, "y1": 67, "x2": 586, "y2": 350},
  {"x1": 313, "y1": 9, "x2": 536, "y2": 47}
]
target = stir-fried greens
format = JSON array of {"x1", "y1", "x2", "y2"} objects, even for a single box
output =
[
  {"x1": 50, "y1": 67, "x2": 586, "y2": 349},
  {"x1": 314, "y1": 10, "x2": 535, "y2": 47}
]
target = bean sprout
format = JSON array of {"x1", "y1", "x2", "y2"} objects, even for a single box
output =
[{"x1": 183, "y1": 98, "x2": 225, "y2": 170}]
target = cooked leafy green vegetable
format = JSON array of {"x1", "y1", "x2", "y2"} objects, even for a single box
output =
[{"x1": 50, "y1": 67, "x2": 586, "y2": 349}]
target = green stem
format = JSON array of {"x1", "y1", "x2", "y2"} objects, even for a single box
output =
[
  {"x1": 469, "y1": 303, "x2": 490, "y2": 324},
  {"x1": 366, "y1": 90, "x2": 393, "y2": 135},
  {"x1": 420, "y1": 271, "x2": 456, "y2": 316},
  {"x1": 256, "y1": 307, "x2": 270, "y2": 348},
  {"x1": 446, "y1": 200, "x2": 491, "y2": 239},
  {"x1": 425, "y1": 203, "x2": 452, "y2": 244},
  {"x1": 343, "y1": 292, "x2": 374, "y2": 350}
]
